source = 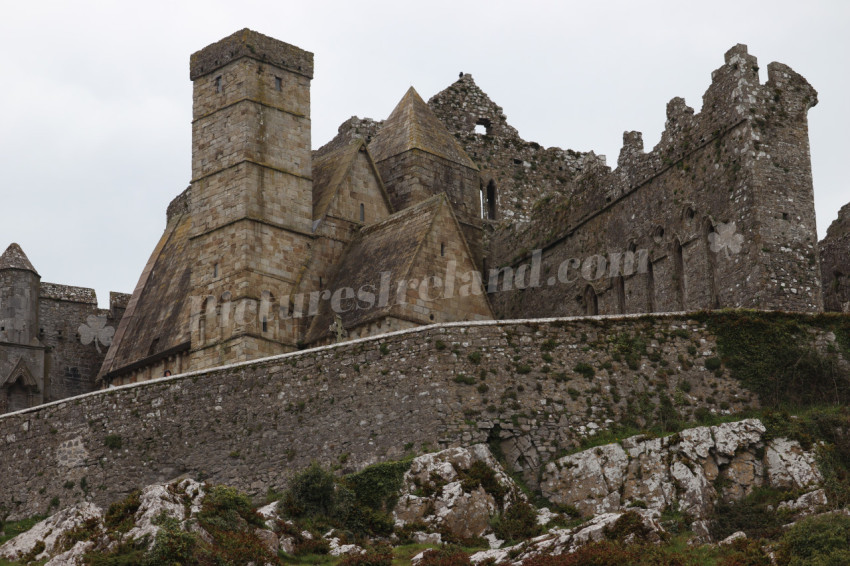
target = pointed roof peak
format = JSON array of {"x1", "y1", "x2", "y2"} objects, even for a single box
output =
[
  {"x1": 0, "y1": 243, "x2": 39, "y2": 275},
  {"x1": 369, "y1": 86, "x2": 478, "y2": 170}
]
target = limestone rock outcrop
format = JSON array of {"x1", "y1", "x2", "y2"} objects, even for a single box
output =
[
  {"x1": 0, "y1": 503, "x2": 102, "y2": 563},
  {"x1": 540, "y1": 419, "x2": 821, "y2": 529},
  {"x1": 0, "y1": 480, "x2": 206, "y2": 565},
  {"x1": 469, "y1": 509, "x2": 665, "y2": 565},
  {"x1": 0, "y1": 421, "x2": 832, "y2": 564},
  {"x1": 393, "y1": 444, "x2": 526, "y2": 539}
]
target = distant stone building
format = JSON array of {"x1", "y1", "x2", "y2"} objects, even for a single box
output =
[
  {"x1": 4, "y1": 29, "x2": 818, "y2": 392},
  {"x1": 0, "y1": 243, "x2": 128, "y2": 413}
]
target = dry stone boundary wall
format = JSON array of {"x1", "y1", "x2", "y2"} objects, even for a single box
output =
[{"x1": 0, "y1": 314, "x2": 764, "y2": 519}]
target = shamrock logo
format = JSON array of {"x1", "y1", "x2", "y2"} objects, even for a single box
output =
[
  {"x1": 79, "y1": 315, "x2": 115, "y2": 354},
  {"x1": 709, "y1": 221, "x2": 744, "y2": 258}
]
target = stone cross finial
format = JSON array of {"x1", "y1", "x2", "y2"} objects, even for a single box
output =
[{"x1": 330, "y1": 315, "x2": 348, "y2": 342}]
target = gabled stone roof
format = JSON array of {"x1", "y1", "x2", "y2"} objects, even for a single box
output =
[
  {"x1": 369, "y1": 87, "x2": 478, "y2": 170},
  {"x1": 312, "y1": 139, "x2": 392, "y2": 223},
  {"x1": 1, "y1": 358, "x2": 38, "y2": 389},
  {"x1": 97, "y1": 196, "x2": 194, "y2": 380},
  {"x1": 305, "y1": 194, "x2": 448, "y2": 344},
  {"x1": 0, "y1": 243, "x2": 38, "y2": 275}
]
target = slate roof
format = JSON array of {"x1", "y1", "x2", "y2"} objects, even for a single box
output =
[
  {"x1": 0, "y1": 243, "x2": 38, "y2": 275},
  {"x1": 305, "y1": 194, "x2": 449, "y2": 344},
  {"x1": 312, "y1": 139, "x2": 392, "y2": 223},
  {"x1": 369, "y1": 87, "x2": 478, "y2": 170},
  {"x1": 98, "y1": 193, "x2": 194, "y2": 380}
]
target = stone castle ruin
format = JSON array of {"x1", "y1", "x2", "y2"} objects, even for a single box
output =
[{"x1": 0, "y1": 29, "x2": 847, "y2": 413}]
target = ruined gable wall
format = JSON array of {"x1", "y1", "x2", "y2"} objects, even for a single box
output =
[
  {"x1": 0, "y1": 313, "x2": 772, "y2": 519},
  {"x1": 820, "y1": 203, "x2": 850, "y2": 313},
  {"x1": 428, "y1": 74, "x2": 605, "y2": 226}
]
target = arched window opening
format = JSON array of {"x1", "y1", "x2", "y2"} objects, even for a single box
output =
[
  {"x1": 584, "y1": 285, "x2": 598, "y2": 316},
  {"x1": 705, "y1": 221, "x2": 719, "y2": 309},
  {"x1": 199, "y1": 315, "x2": 206, "y2": 343},
  {"x1": 646, "y1": 260, "x2": 656, "y2": 313},
  {"x1": 615, "y1": 276, "x2": 625, "y2": 314},
  {"x1": 673, "y1": 239, "x2": 685, "y2": 310},
  {"x1": 359, "y1": 203, "x2": 365, "y2": 223},
  {"x1": 260, "y1": 290, "x2": 275, "y2": 336},
  {"x1": 6, "y1": 377, "x2": 30, "y2": 413},
  {"x1": 481, "y1": 180, "x2": 497, "y2": 220}
]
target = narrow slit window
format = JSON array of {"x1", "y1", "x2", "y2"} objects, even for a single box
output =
[
  {"x1": 486, "y1": 181, "x2": 497, "y2": 220},
  {"x1": 214, "y1": 263, "x2": 219, "y2": 278},
  {"x1": 441, "y1": 243, "x2": 445, "y2": 257},
  {"x1": 262, "y1": 317, "x2": 268, "y2": 333},
  {"x1": 215, "y1": 76, "x2": 223, "y2": 93},
  {"x1": 359, "y1": 203, "x2": 365, "y2": 222},
  {"x1": 275, "y1": 77, "x2": 282, "y2": 91}
]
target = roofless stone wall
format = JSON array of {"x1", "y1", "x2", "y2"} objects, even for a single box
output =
[{"x1": 1, "y1": 313, "x2": 845, "y2": 520}]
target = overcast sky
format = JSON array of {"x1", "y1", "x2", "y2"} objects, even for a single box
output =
[{"x1": 1, "y1": 0, "x2": 847, "y2": 307}]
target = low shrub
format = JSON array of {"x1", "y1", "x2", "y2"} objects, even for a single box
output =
[
  {"x1": 710, "y1": 486, "x2": 792, "y2": 541},
  {"x1": 493, "y1": 501, "x2": 541, "y2": 542},
  {"x1": 775, "y1": 512, "x2": 850, "y2": 565},
  {"x1": 279, "y1": 461, "x2": 336, "y2": 518},
  {"x1": 199, "y1": 485, "x2": 264, "y2": 531},
  {"x1": 417, "y1": 545, "x2": 472, "y2": 566},
  {"x1": 143, "y1": 515, "x2": 199, "y2": 566},
  {"x1": 573, "y1": 362, "x2": 595, "y2": 378},
  {"x1": 104, "y1": 490, "x2": 142, "y2": 533},
  {"x1": 602, "y1": 511, "x2": 654, "y2": 543},
  {"x1": 338, "y1": 544, "x2": 393, "y2": 566},
  {"x1": 459, "y1": 461, "x2": 508, "y2": 505}
]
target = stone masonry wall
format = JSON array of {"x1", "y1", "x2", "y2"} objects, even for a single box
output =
[
  {"x1": 0, "y1": 312, "x2": 801, "y2": 520},
  {"x1": 820, "y1": 202, "x2": 850, "y2": 313},
  {"x1": 38, "y1": 285, "x2": 122, "y2": 403}
]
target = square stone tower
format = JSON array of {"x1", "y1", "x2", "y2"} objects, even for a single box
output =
[{"x1": 188, "y1": 29, "x2": 314, "y2": 367}]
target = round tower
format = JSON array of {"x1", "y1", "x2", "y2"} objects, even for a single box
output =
[{"x1": 0, "y1": 243, "x2": 40, "y2": 345}]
